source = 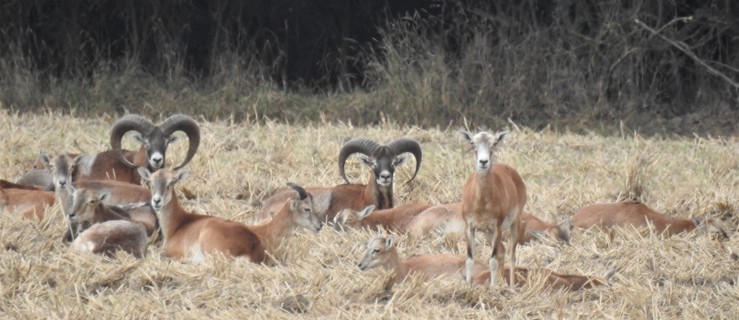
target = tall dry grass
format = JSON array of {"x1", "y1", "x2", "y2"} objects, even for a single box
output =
[{"x1": 0, "y1": 111, "x2": 737, "y2": 318}]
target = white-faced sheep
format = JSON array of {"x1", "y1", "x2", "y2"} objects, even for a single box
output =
[{"x1": 460, "y1": 131, "x2": 527, "y2": 287}]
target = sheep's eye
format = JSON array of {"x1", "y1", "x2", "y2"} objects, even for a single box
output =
[{"x1": 372, "y1": 249, "x2": 380, "y2": 254}]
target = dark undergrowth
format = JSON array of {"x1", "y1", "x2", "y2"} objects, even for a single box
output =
[{"x1": 0, "y1": 1, "x2": 737, "y2": 136}]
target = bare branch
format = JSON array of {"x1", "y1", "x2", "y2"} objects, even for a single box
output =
[{"x1": 634, "y1": 18, "x2": 739, "y2": 90}]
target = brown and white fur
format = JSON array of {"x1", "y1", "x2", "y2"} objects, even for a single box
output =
[
  {"x1": 406, "y1": 202, "x2": 571, "y2": 244},
  {"x1": 257, "y1": 137, "x2": 422, "y2": 223},
  {"x1": 44, "y1": 153, "x2": 158, "y2": 241},
  {"x1": 67, "y1": 188, "x2": 148, "y2": 258},
  {"x1": 138, "y1": 168, "x2": 322, "y2": 263},
  {"x1": 0, "y1": 186, "x2": 56, "y2": 220},
  {"x1": 34, "y1": 114, "x2": 199, "y2": 186},
  {"x1": 358, "y1": 236, "x2": 606, "y2": 291},
  {"x1": 72, "y1": 220, "x2": 148, "y2": 259},
  {"x1": 332, "y1": 203, "x2": 433, "y2": 233},
  {"x1": 572, "y1": 201, "x2": 728, "y2": 239},
  {"x1": 460, "y1": 131, "x2": 527, "y2": 287}
]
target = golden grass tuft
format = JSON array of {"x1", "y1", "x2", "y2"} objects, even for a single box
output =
[{"x1": 0, "y1": 111, "x2": 737, "y2": 318}]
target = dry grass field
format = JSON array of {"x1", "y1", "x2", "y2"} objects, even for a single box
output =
[{"x1": 0, "y1": 111, "x2": 737, "y2": 319}]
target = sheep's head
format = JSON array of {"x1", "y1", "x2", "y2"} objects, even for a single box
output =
[
  {"x1": 333, "y1": 205, "x2": 375, "y2": 231},
  {"x1": 68, "y1": 188, "x2": 109, "y2": 224},
  {"x1": 460, "y1": 131, "x2": 508, "y2": 173},
  {"x1": 137, "y1": 167, "x2": 187, "y2": 212},
  {"x1": 338, "y1": 137, "x2": 422, "y2": 188},
  {"x1": 693, "y1": 217, "x2": 729, "y2": 240},
  {"x1": 41, "y1": 153, "x2": 78, "y2": 190},
  {"x1": 358, "y1": 236, "x2": 395, "y2": 271},
  {"x1": 528, "y1": 217, "x2": 572, "y2": 244},
  {"x1": 286, "y1": 182, "x2": 323, "y2": 233},
  {"x1": 110, "y1": 114, "x2": 200, "y2": 171}
]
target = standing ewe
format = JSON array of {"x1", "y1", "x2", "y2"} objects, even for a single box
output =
[{"x1": 460, "y1": 131, "x2": 527, "y2": 287}]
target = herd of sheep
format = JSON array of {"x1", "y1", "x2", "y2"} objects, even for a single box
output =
[{"x1": 0, "y1": 113, "x2": 729, "y2": 292}]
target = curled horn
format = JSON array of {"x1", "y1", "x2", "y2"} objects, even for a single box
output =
[
  {"x1": 387, "y1": 137, "x2": 423, "y2": 183},
  {"x1": 110, "y1": 114, "x2": 156, "y2": 168},
  {"x1": 159, "y1": 114, "x2": 201, "y2": 170},
  {"x1": 286, "y1": 182, "x2": 309, "y2": 200},
  {"x1": 338, "y1": 138, "x2": 381, "y2": 184}
]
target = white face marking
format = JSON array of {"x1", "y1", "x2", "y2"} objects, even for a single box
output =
[
  {"x1": 472, "y1": 132, "x2": 494, "y2": 172},
  {"x1": 151, "y1": 194, "x2": 164, "y2": 211},
  {"x1": 377, "y1": 169, "x2": 392, "y2": 187},
  {"x1": 149, "y1": 152, "x2": 164, "y2": 169}
]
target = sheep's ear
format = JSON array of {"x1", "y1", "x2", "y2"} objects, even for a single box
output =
[
  {"x1": 171, "y1": 171, "x2": 189, "y2": 186},
  {"x1": 392, "y1": 154, "x2": 409, "y2": 167},
  {"x1": 558, "y1": 217, "x2": 572, "y2": 242},
  {"x1": 167, "y1": 135, "x2": 181, "y2": 144},
  {"x1": 98, "y1": 192, "x2": 111, "y2": 203},
  {"x1": 359, "y1": 156, "x2": 376, "y2": 168},
  {"x1": 72, "y1": 155, "x2": 85, "y2": 167},
  {"x1": 527, "y1": 230, "x2": 546, "y2": 239},
  {"x1": 290, "y1": 199, "x2": 299, "y2": 211},
  {"x1": 137, "y1": 167, "x2": 152, "y2": 182},
  {"x1": 458, "y1": 130, "x2": 473, "y2": 143},
  {"x1": 385, "y1": 237, "x2": 395, "y2": 248},
  {"x1": 132, "y1": 132, "x2": 146, "y2": 143},
  {"x1": 41, "y1": 153, "x2": 52, "y2": 166},
  {"x1": 693, "y1": 217, "x2": 702, "y2": 226},
  {"x1": 332, "y1": 210, "x2": 345, "y2": 225},
  {"x1": 358, "y1": 205, "x2": 376, "y2": 219},
  {"x1": 492, "y1": 131, "x2": 509, "y2": 147}
]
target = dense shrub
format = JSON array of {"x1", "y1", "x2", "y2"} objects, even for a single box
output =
[{"x1": 0, "y1": 0, "x2": 736, "y2": 134}]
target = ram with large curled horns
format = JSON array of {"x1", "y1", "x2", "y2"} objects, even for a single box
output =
[
  {"x1": 49, "y1": 114, "x2": 200, "y2": 185},
  {"x1": 257, "y1": 137, "x2": 422, "y2": 223}
]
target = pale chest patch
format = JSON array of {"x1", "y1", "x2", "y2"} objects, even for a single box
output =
[
  {"x1": 71, "y1": 239, "x2": 97, "y2": 253},
  {"x1": 188, "y1": 244, "x2": 206, "y2": 263},
  {"x1": 441, "y1": 218, "x2": 467, "y2": 235}
]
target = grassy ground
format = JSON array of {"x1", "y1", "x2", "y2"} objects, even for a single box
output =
[{"x1": 0, "y1": 111, "x2": 737, "y2": 319}]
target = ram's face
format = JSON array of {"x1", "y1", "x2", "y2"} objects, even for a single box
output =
[
  {"x1": 135, "y1": 130, "x2": 178, "y2": 169},
  {"x1": 360, "y1": 149, "x2": 408, "y2": 188}
]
